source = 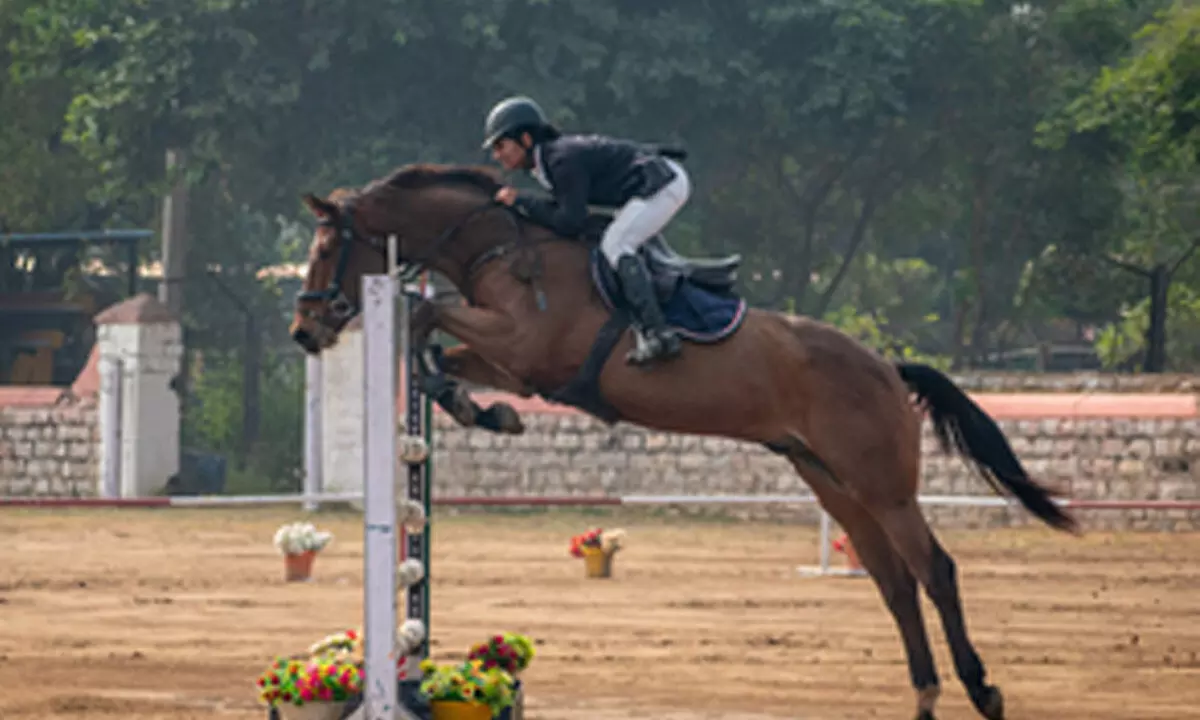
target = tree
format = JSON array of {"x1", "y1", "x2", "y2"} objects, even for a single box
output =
[{"x1": 1040, "y1": 1, "x2": 1200, "y2": 370}]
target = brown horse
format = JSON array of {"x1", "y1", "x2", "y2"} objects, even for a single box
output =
[{"x1": 290, "y1": 163, "x2": 1078, "y2": 720}]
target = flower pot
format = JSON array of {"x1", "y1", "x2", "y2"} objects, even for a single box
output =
[
  {"x1": 284, "y1": 550, "x2": 317, "y2": 582},
  {"x1": 430, "y1": 700, "x2": 493, "y2": 720},
  {"x1": 280, "y1": 701, "x2": 345, "y2": 720},
  {"x1": 581, "y1": 546, "x2": 613, "y2": 579},
  {"x1": 496, "y1": 679, "x2": 524, "y2": 720}
]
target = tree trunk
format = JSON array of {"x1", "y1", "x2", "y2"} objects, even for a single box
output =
[{"x1": 1143, "y1": 264, "x2": 1169, "y2": 373}]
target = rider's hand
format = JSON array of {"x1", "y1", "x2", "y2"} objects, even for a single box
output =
[{"x1": 494, "y1": 187, "x2": 519, "y2": 206}]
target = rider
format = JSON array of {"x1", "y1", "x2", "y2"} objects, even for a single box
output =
[{"x1": 483, "y1": 95, "x2": 687, "y2": 366}]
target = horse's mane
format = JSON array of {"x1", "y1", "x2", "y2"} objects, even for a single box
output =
[{"x1": 363, "y1": 163, "x2": 503, "y2": 197}]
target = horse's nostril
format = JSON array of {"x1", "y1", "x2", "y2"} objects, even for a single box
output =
[{"x1": 292, "y1": 328, "x2": 318, "y2": 354}]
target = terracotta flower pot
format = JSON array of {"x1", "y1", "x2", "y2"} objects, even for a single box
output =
[
  {"x1": 430, "y1": 700, "x2": 493, "y2": 720},
  {"x1": 581, "y1": 546, "x2": 614, "y2": 579},
  {"x1": 284, "y1": 550, "x2": 317, "y2": 582}
]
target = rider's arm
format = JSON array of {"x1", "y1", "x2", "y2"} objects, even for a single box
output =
[{"x1": 511, "y1": 155, "x2": 590, "y2": 237}]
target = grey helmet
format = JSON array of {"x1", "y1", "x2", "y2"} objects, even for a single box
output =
[{"x1": 482, "y1": 96, "x2": 549, "y2": 149}]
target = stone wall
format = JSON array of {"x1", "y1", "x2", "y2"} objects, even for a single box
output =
[
  {"x1": 0, "y1": 400, "x2": 99, "y2": 497},
  {"x1": 431, "y1": 409, "x2": 1200, "y2": 532},
  {"x1": 1, "y1": 367, "x2": 1198, "y2": 531},
  {"x1": 947, "y1": 372, "x2": 1200, "y2": 394}
]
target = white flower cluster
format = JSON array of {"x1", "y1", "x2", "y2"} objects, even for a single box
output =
[
  {"x1": 395, "y1": 619, "x2": 426, "y2": 657},
  {"x1": 397, "y1": 499, "x2": 427, "y2": 532},
  {"x1": 309, "y1": 630, "x2": 358, "y2": 658},
  {"x1": 601, "y1": 528, "x2": 626, "y2": 553},
  {"x1": 273, "y1": 521, "x2": 334, "y2": 555}
]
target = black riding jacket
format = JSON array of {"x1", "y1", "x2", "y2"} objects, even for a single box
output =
[{"x1": 512, "y1": 134, "x2": 683, "y2": 237}]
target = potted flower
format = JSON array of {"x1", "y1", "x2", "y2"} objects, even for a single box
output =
[
  {"x1": 466, "y1": 632, "x2": 535, "y2": 677},
  {"x1": 466, "y1": 632, "x2": 534, "y2": 720},
  {"x1": 257, "y1": 656, "x2": 363, "y2": 720},
  {"x1": 419, "y1": 659, "x2": 516, "y2": 720},
  {"x1": 568, "y1": 528, "x2": 626, "y2": 578},
  {"x1": 273, "y1": 521, "x2": 334, "y2": 582}
]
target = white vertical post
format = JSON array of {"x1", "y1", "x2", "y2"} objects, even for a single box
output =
[
  {"x1": 362, "y1": 274, "x2": 398, "y2": 720},
  {"x1": 98, "y1": 357, "x2": 122, "y2": 498},
  {"x1": 818, "y1": 510, "x2": 832, "y2": 573},
  {"x1": 303, "y1": 355, "x2": 323, "y2": 511}
]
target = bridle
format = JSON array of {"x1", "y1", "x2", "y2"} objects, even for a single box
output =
[
  {"x1": 295, "y1": 203, "x2": 384, "y2": 328},
  {"x1": 295, "y1": 195, "x2": 545, "y2": 327}
]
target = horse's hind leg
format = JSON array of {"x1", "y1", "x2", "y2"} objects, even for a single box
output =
[
  {"x1": 800, "y1": 475, "x2": 942, "y2": 719},
  {"x1": 871, "y1": 498, "x2": 1004, "y2": 720}
]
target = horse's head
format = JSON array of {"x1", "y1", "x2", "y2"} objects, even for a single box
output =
[
  {"x1": 290, "y1": 187, "x2": 386, "y2": 354},
  {"x1": 290, "y1": 164, "x2": 511, "y2": 355}
]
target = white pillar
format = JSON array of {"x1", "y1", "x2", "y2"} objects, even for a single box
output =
[
  {"x1": 303, "y1": 355, "x2": 323, "y2": 511},
  {"x1": 94, "y1": 294, "x2": 182, "y2": 497},
  {"x1": 321, "y1": 319, "x2": 365, "y2": 504},
  {"x1": 362, "y1": 274, "x2": 398, "y2": 720},
  {"x1": 98, "y1": 356, "x2": 122, "y2": 498}
]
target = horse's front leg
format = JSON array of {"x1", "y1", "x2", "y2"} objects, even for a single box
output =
[
  {"x1": 426, "y1": 346, "x2": 528, "y2": 434},
  {"x1": 409, "y1": 302, "x2": 529, "y2": 434}
]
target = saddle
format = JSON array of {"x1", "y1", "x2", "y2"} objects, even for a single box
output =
[{"x1": 581, "y1": 213, "x2": 742, "y2": 300}]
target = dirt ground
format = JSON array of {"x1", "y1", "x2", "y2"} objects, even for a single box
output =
[{"x1": 0, "y1": 507, "x2": 1197, "y2": 720}]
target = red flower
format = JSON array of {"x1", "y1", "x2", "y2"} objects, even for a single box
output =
[{"x1": 346, "y1": 629, "x2": 358, "y2": 640}]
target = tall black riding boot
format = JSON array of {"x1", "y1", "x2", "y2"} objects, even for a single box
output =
[{"x1": 615, "y1": 254, "x2": 682, "y2": 366}]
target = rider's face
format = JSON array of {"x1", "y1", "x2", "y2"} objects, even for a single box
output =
[{"x1": 491, "y1": 135, "x2": 532, "y2": 171}]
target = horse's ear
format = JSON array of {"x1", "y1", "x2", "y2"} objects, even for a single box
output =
[{"x1": 301, "y1": 193, "x2": 338, "y2": 220}]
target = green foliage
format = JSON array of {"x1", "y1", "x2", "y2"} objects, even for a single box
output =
[
  {"x1": 822, "y1": 303, "x2": 952, "y2": 370},
  {"x1": 3, "y1": 0, "x2": 1198, "y2": 377},
  {"x1": 1052, "y1": 2, "x2": 1200, "y2": 166},
  {"x1": 185, "y1": 349, "x2": 304, "y2": 493},
  {"x1": 1095, "y1": 283, "x2": 1200, "y2": 370}
]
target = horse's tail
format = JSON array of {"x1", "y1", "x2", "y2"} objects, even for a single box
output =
[{"x1": 897, "y1": 362, "x2": 1079, "y2": 534}]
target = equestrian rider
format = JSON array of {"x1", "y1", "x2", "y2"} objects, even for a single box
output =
[{"x1": 483, "y1": 96, "x2": 688, "y2": 366}]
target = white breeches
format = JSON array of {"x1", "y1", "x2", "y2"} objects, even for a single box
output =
[{"x1": 600, "y1": 158, "x2": 691, "y2": 266}]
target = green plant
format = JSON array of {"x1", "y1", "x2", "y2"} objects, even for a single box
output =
[{"x1": 418, "y1": 659, "x2": 516, "y2": 714}]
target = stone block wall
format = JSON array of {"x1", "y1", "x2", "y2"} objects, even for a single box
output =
[
  {"x1": 0, "y1": 401, "x2": 99, "y2": 497},
  {"x1": 0, "y1": 367, "x2": 1198, "y2": 531},
  {"x1": 431, "y1": 404, "x2": 1200, "y2": 532}
]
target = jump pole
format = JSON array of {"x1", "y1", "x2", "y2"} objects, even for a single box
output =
[
  {"x1": 362, "y1": 271, "x2": 400, "y2": 719},
  {"x1": 360, "y1": 235, "x2": 432, "y2": 720}
]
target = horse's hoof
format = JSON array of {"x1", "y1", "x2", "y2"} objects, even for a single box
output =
[
  {"x1": 448, "y1": 385, "x2": 478, "y2": 427},
  {"x1": 487, "y1": 402, "x2": 525, "y2": 435},
  {"x1": 914, "y1": 682, "x2": 940, "y2": 720},
  {"x1": 969, "y1": 685, "x2": 1004, "y2": 720}
]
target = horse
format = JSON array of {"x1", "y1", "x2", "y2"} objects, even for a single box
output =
[{"x1": 289, "y1": 162, "x2": 1078, "y2": 720}]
